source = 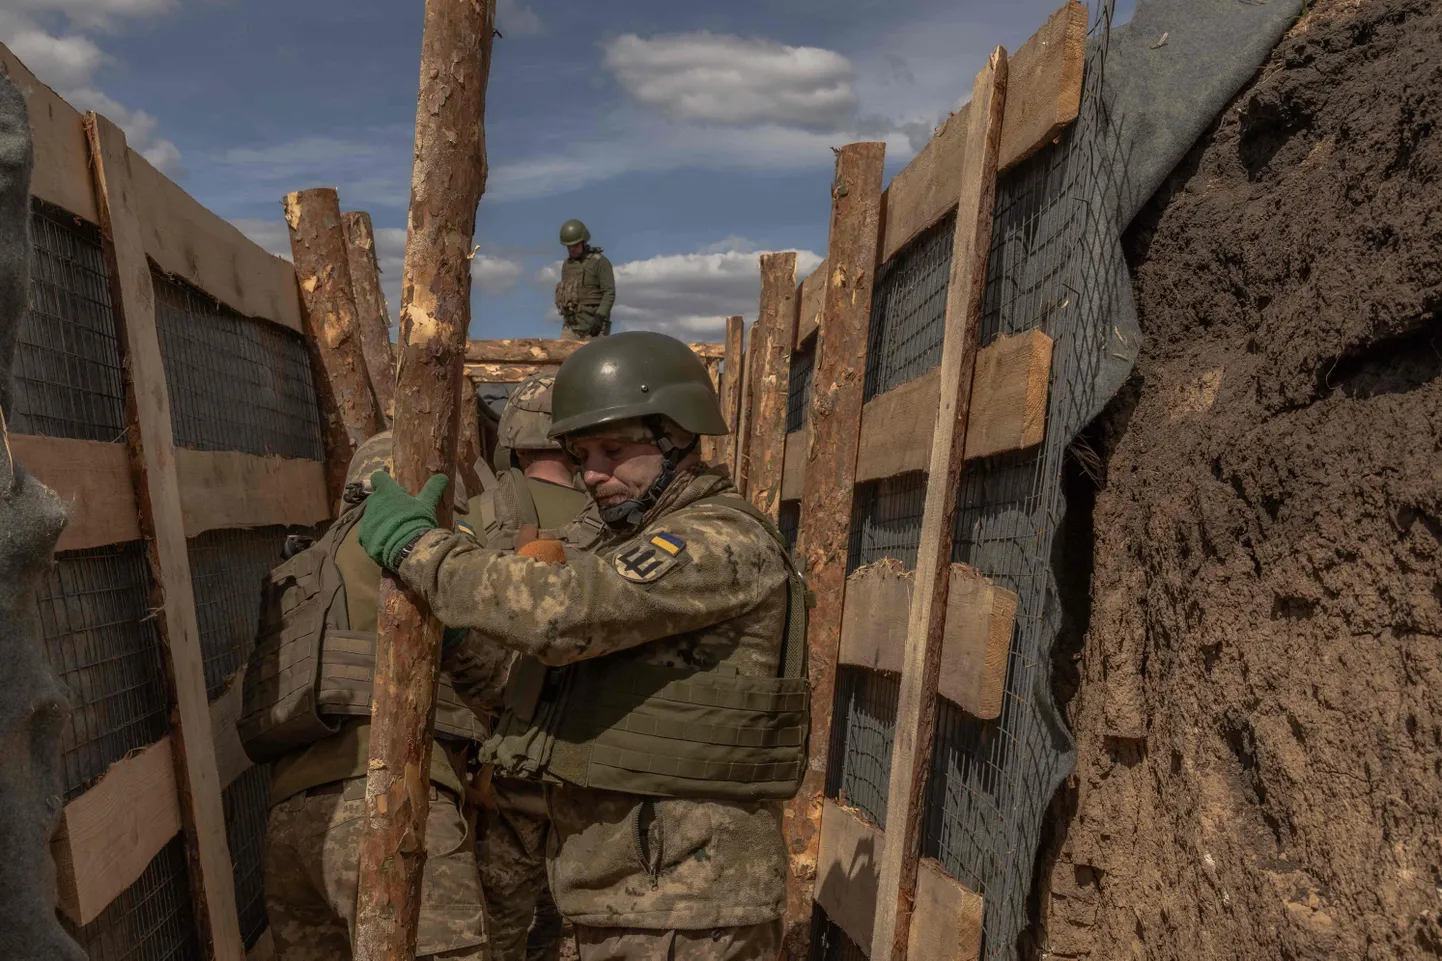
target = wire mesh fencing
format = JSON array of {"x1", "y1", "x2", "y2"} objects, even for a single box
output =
[
  {"x1": 152, "y1": 272, "x2": 324, "y2": 460},
  {"x1": 778, "y1": 501, "x2": 801, "y2": 556},
  {"x1": 60, "y1": 835, "x2": 204, "y2": 961},
  {"x1": 863, "y1": 212, "x2": 954, "y2": 403},
  {"x1": 10, "y1": 199, "x2": 127, "y2": 442},
  {"x1": 786, "y1": 336, "x2": 816, "y2": 433},
  {"x1": 189, "y1": 526, "x2": 296, "y2": 699},
  {"x1": 809, "y1": 903, "x2": 870, "y2": 961},
  {"x1": 37, "y1": 542, "x2": 170, "y2": 801},
  {"x1": 846, "y1": 473, "x2": 929, "y2": 574},
  {"x1": 222, "y1": 764, "x2": 273, "y2": 951},
  {"x1": 824, "y1": 666, "x2": 901, "y2": 829}
]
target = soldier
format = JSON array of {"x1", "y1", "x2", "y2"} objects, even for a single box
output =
[
  {"x1": 474, "y1": 372, "x2": 601, "y2": 961},
  {"x1": 240, "y1": 431, "x2": 502, "y2": 961},
  {"x1": 356, "y1": 332, "x2": 809, "y2": 961},
  {"x1": 553, "y1": 219, "x2": 615, "y2": 341}
]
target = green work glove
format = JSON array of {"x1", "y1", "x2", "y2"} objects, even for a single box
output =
[{"x1": 357, "y1": 470, "x2": 449, "y2": 570}]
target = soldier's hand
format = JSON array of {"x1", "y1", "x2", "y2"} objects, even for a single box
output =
[{"x1": 357, "y1": 470, "x2": 449, "y2": 570}]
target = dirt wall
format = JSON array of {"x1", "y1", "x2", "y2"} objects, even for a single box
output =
[{"x1": 1034, "y1": 0, "x2": 1442, "y2": 958}]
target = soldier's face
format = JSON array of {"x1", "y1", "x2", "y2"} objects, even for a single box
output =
[
  {"x1": 567, "y1": 243, "x2": 584, "y2": 258},
  {"x1": 570, "y1": 436, "x2": 664, "y2": 508}
]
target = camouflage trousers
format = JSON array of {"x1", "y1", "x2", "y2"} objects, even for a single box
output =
[
  {"x1": 572, "y1": 921, "x2": 781, "y2": 961},
  {"x1": 264, "y1": 776, "x2": 489, "y2": 960},
  {"x1": 481, "y1": 778, "x2": 563, "y2": 961}
]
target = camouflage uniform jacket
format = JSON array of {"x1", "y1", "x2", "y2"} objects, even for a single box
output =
[{"x1": 396, "y1": 469, "x2": 791, "y2": 929}]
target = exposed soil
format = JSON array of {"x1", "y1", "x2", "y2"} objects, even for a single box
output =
[{"x1": 1032, "y1": 0, "x2": 1442, "y2": 958}]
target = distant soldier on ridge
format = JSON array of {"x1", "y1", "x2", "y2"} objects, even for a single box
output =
[{"x1": 553, "y1": 219, "x2": 614, "y2": 340}]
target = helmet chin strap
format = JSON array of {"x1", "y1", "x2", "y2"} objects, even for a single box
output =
[{"x1": 599, "y1": 419, "x2": 698, "y2": 530}]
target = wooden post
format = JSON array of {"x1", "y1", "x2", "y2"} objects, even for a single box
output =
[
  {"x1": 284, "y1": 187, "x2": 381, "y2": 508},
  {"x1": 701, "y1": 357, "x2": 723, "y2": 464},
  {"x1": 717, "y1": 315, "x2": 744, "y2": 476},
  {"x1": 342, "y1": 210, "x2": 398, "y2": 425},
  {"x1": 352, "y1": 0, "x2": 495, "y2": 957},
  {"x1": 734, "y1": 319, "x2": 764, "y2": 497},
  {"x1": 784, "y1": 140, "x2": 886, "y2": 959},
  {"x1": 747, "y1": 252, "x2": 797, "y2": 519},
  {"x1": 84, "y1": 112, "x2": 244, "y2": 961},
  {"x1": 870, "y1": 50, "x2": 1007, "y2": 961}
]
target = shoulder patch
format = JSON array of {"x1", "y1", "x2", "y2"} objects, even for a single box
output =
[
  {"x1": 613, "y1": 541, "x2": 683, "y2": 584},
  {"x1": 455, "y1": 520, "x2": 475, "y2": 537}
]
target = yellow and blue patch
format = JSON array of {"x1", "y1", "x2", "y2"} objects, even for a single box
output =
[
  {"x1": 455, "y1": 520, "x2": 476, "y2": 538},
  {"x1": 614, "y1": 531, "x2": 687, "y2": 584},
  {"x1": 650, "y1": 531, "x2": 686, "y2": 556}
]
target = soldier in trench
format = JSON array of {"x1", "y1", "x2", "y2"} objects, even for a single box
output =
[
  {"x1": 553, "y1": 219, "x2": 615, "y2": 341},
  {"x1": 357, "y1": 331, "x2": 810, "y2": 961}
]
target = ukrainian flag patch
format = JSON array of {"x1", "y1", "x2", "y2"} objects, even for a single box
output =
[
  {"x1": 456, "y1": 520, "x2": 475, "y2": 537},
  {"x1": 650, "y1": 531, "x2": 685, "y2": 556}
]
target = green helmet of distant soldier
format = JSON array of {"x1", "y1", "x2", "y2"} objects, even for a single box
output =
[
  {"x1": 558, "y1": 218, "x2": 590, "y2": 247},
  {"x1": 492, "y1": 371, "x2": 563, "y2": 472},
  {"x1": 549, "y1": 331, "x2": 728, "y2": 528},
  {"x1": 343, "y1": 430, "x2": 466, "y2": 509}
]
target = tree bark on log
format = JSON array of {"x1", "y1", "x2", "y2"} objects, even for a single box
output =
[
  {"x1": 747, "y1": 252, "x2": 798, "y2": 519},
  {"x1": 457, "y1": 375, "x2": 484, "y2": 497},
  {"x1": 342, "y1": 210, "x2": 398, "y2": 426},
  {"x1": 352, "y1": 1, "x2": 495, "y2": 958},
  {"x1": 284, "y1": 188, "x2": 380, "y2": 508}
]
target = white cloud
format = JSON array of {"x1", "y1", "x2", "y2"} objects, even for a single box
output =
[
  {"x1": 496, "y1": 0, "x2": 546, "y2": 38},
  {"x1": 0, "y1": 6, "x2": 184, "y2": 176},
  {"x1": 538, "y1": 239, "x2": 822, "y2": 340},
  {"x1": 603, "y1": 32, "x2": 855, "y2": 128},
  {"x1": 207, "y1": 132, "x2": 411, "y2": 210}
]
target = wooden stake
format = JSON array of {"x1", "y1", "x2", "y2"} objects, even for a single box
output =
[
  {"x1": 734, "y1": 321, "x2": 760, "y2": 496},
  {"x1": 717, "y1": 315, "x2": 744, "y2": 476},
  {"x1": 352, "y1": 1, "x2": 495, "y2": 958},
  {"x1": 870, "y1": 50, "x2": 1007, "y2": 961},
  {"x1": 84, "y1": 112, "x2": 244, "y2": 961},
  {"x1": 284, "y1": 187, "x2": 381, "y2": 508},
  {"x1": 457, "y1": 374, "x2": 484, "y2": 497},
  {"x1": 342, "y1": 210, "x2": 398, "y2": 425},
  {"x1": 747, "y1": 252, "x2": 798, "y2": 519},
  {"x1": 783, "y1": 140, "x2": 886, "y2": 959}
]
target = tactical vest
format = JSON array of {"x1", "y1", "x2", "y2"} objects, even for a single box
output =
[
  {"x1": 238, "y1": 505, "x2": 486, "y2": 765},
  {"x1": 484, "y1": 494, "x2": 811, "y2": 801},
  {"x1": 554, "y1": 249, "x2": 605, "y2": 316}
]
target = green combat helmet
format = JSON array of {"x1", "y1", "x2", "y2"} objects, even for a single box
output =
[
  {"x1": 549, "y1": 331, "x2": 728, "y2": 527},
  {"x1": 492, "y1": 371, "x2": 562, "y2": 472},
  {"x1": 558, "y1": 218, "x2": 590, "y2": 247}
]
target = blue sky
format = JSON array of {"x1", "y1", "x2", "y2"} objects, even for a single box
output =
[{"x1": 2, "y1": 0, "x2": 1133, "y2": 342}]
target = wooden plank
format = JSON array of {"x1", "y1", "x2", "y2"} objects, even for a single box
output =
[
  {"x1": 879, "y1": 1, "x2": 1085, "y2": 264},
  {"x1": 0, "y1": 44, "x2": 98, "y2": 222},
  {"x1": 718, "y1": 316, "x2": 744, "y2": 476},
  {"x1": 963, "y1": 329, "x2": 1052, "y2": 461},
  {"x1": 780, "y1": 427, "x2": 808, "y2": 502},
  {"x1": 176, "y1": 448, "x2": 330, "y2": 536},
  {"x1": 51, "y1": 737, "x2": 182, "y2": 926},
  {"x1": 837, "y1": 562, "x2": 1017, "y2": 718},
  {"x1": 855, "y1": 369, "x2": 941, "y2": 482},
  {"x1": 247, "y1": 928, "x2": 276, "y2": 961},
  {"x1": 785, "y1": 140, "x2": 886, "y2": 956},
  {"x1": 851, "y1": 330, "x2": 1053, "y2": 483},
  {"x1": 748, "y1": 252, "x2": 798, "y2": 518},
  {"x1": 871, "y1": 50, "x2": 1006, "y2": 961},
  {"x1": 908, "y1": 860, "x2": 984, "y2": 961},
  {"x1": 128, "y1": 151, "x2": 303, "y2": 333},
  {"x1": 466, "y1": 337, "x2": 724, "y2": 363},
  {"x1": 52, "y1": 670, "x2": 262, "y2": 927},
  {"x1": 285, "y1": 188, "x2": 382, "y2": 510},
  {"x1": 837, "y1": 560, "x2": 911, "y2": 675},
  {"x1": 941, "y1": 566, "x2": 1016, "y2": 720},
  {"x1": 816, "y1": 799, "x2": 885, "y2": 956},
  {"x1": 466, "y1": 362, "x2": 554, "y2": 383},
  {"x1": 8, "y1": 435, "x2": 140, "y2": 550},
  {"x1": 86, "y1": 111, "x2": 244, "y2": 961},
  {"x1": 795, "y1": 259, "x2": 827, "y2": 347},
  {"x1": 342, "y1": 211, "x2": 398, "y2": 424}
]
